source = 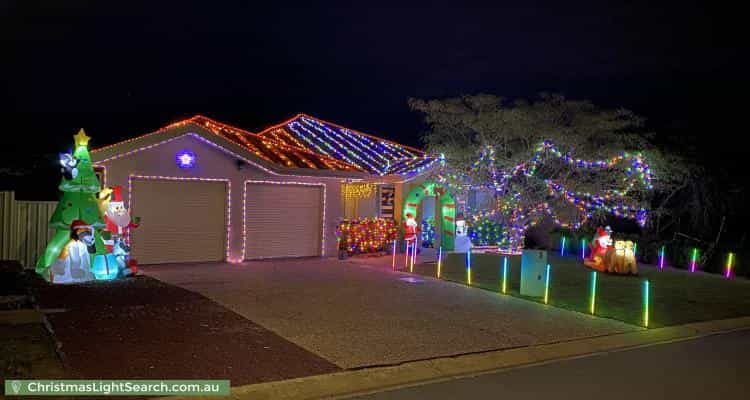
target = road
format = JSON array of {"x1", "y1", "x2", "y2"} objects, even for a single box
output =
[{"x1": 353, "y1": 329, "x2": 750, "y2": 400}]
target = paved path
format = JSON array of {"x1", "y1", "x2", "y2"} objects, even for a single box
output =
[
  {"x1": 146, "y1": 258, "x2": 637, "y2": 368},
  {"x1": 353, "y1": 329, "x2": 750, "y2": 399}
]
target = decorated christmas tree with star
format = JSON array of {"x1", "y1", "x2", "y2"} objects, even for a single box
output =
[{"x1": 36, "y1": 129, "x2": 108, "y2": 275}]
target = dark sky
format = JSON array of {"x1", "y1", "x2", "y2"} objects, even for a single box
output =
[{"x1": 1, "y1": 1, "x2": 745, "y2": 197}]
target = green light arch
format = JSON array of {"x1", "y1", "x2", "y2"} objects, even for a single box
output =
[{"x1": 403, "y1": 182, "x2": 455, "y2": 251}]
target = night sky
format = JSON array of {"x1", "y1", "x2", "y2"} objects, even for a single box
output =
[{"x1": 1, "y1": 1, "x2": 745, "y2": 199}]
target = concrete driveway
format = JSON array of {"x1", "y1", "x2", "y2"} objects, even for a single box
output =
[{"x1": 145, "y1": 258, "x2": 638, "y2": 368}]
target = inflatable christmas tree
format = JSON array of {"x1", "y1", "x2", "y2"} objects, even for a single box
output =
[{"x1": 36, "y1": 129, "x2": 108, "y2": 280}]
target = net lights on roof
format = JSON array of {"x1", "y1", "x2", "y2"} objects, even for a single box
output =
[{"x1": 269, "y1": 116, "x2": 437, "y2": 176}]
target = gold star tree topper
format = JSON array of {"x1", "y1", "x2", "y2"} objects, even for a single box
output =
[{"x1": 73, "y1": 129, "x2": 90, "y2": 148}]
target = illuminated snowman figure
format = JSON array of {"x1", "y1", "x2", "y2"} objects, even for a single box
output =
[{"x1": 454, "y1": 214, "x2": 473, "y2": 253}]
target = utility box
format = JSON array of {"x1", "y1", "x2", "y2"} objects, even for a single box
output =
[{"x1": 520, "y1": 249, "x2": 548, "y2": 297}]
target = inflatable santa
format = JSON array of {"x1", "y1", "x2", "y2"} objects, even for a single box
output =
[
  {"x1": 46, "y1": 220, "x2": 96, "y2": 284},
  {"x1": 584, "y1": 226, "x2": 612, "y2": 272},
  {"x1": 404, "y1": 213, "x2": 420, "y2": 245},
  {"x1": 103, "y1": 186, "x2": 139, "y2": 251}
]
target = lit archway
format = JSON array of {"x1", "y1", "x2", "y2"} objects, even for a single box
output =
[{"x1": 403, "y1": 182, "x2": 456, "y2": 251}]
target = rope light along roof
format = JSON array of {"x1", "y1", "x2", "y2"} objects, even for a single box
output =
[
  {"x1": 256, "y1": 114, "x2": 437, "y2": 176},
  {"x1": 92, "y1": 115, "x2": 363, "y2": 172}
]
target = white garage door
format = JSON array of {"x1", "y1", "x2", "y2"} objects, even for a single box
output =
[
  {"x1": 244, "y1": 183, "x2": 323, "y2": 259},
  {"x1": 130, "y1": 179, "x2": 227, "y2": 264}
]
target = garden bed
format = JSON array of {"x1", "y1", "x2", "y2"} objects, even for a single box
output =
[{"x1": 408, "y1": 252, "x2": 750, "y2": 328}]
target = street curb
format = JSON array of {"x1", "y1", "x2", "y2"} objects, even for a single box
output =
[{"x1": 169, "y1": 315, "x2": 750, "y2": 400}]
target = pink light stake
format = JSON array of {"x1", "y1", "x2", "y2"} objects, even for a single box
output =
[
  {"x1": 690, "y1": 248, "x2": 699, "y2": 272},
  {"x1": 391, "y1": 240, "x2": 397, "y2": 270},
  {"x1": 658, "y1": 246, "x2": 665, "y2": 269},
  {"x1": 725, "y1": 252, "x2": 735, "y2": 279}
]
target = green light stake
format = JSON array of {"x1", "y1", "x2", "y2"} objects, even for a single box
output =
[
  {"x1": 590, "y1": 271, "x2": 597, "y2": 314},
  {"x1": 643, "y1": 280, "x2": 650, "y2": 327}
]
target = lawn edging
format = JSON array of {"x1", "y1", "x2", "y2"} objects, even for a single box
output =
[{"x1": 168, "y1": 316, "x2": 750, "y2": 400}]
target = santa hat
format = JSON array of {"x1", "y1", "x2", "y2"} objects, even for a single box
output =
[
  {"x1": 109, "y1": 186, "x2": 125, "y2": 205},
  {"x1": 596, "y1": 227, "x2": 608, "y2": 237},
  {"x1": 406, "y1": 212, "x2": 414, "y2": 219},
  {"x1": 71, "y1": 219, "x2": 90, "y2": 230}
]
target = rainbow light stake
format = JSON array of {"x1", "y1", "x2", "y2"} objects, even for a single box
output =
[
  {"x1": 404, "y1": 241, "x2": 411, "y2": 269},
  {"x1": 725, "y1": 252, "x2": 735, "y2": 279},
  {"x1": 391, "y1": 240, "x2": 397, "y2": 270},
  {"x1": 643, "y1": 280, "x2": 650, "y2": 327},
  {"x1": 410, "y1": 241, "x2": 417, "y2": 272},
  {"x1": 560, "y1": 236, "x2": 566, "y2": 256},
  {"x1": 466, "y1": 250, "x2": 472, "y2": 285},
  {"x1": 544, "y1": 264, "x2": 551, "y2": 304},
  {"x1": 501, "y1": 256, "x2": 508, "y2": 294},
  {"x1": 581, "y1": 238, "x2": 587, "y2": 260},
  {"x1": 633, "y1": 242, "x2": 638, "y2": 260},
  {"x1": 437, "y1": 246, "x2": 442, "y2": 278},
  {"x1": 658, "y1": 246, "x2": 665, "y2": 269},
  {"x1": 690, "y1": 248, "x2": 699, "y2": 272},
  {"x1": 589, "y1": 271, "x2": 597, "y2": 315}
]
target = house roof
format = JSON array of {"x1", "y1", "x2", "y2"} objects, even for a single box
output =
[
  {"x1": 257, "y1": 114, "x2": 438, "y2": 176},
  {"x1": 92, "y1": 114, "x2": 438, "y2": 177}
]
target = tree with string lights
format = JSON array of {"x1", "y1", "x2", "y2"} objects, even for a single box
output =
[{"x1": 409, "y1": 93, "x2": 680, "y2": 252}]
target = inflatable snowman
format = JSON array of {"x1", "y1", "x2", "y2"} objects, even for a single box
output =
[{"x1": 454, "y1": 214, "x2": 473, "y2": 253}]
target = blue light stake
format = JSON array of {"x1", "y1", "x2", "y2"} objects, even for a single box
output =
[
  {"x1": 501, "y1": 256, "x2": 509, "y2": 294},
  {"x1": 560, "y1": 236, "x2": 566, "y2": 256},
  {"x1": 581, "y1": 238, "x2": 587, "y2": 260}
]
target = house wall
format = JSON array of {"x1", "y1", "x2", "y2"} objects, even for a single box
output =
[{"x1": 96, "y1": 134, "x2": 344, "y2": 260}]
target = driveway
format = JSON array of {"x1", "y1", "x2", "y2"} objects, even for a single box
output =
[{"x1": 146, "y1": 257, "x2": 638, "y2": 368}]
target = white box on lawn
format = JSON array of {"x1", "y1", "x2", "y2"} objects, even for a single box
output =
[{"x1": 520, "y1": 250, "x2": 547, "y2": 297}]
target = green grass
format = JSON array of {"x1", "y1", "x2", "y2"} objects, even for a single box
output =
[{"x1": 409, "y1": 252, "x2": 750, "y2": 328}]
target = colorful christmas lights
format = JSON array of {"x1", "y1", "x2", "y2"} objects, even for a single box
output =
[
  {"x1": 341, "y1": 182, "x2": 376, "y2": 200},
  {"x1": 335, "y1": 217, "x2": 398, "y2": 255},
  {"x1": 256, "y1": 114, "x2": 436, "y2": 176},
  {"x1": 421, "y1": 218, "x2": 436, "y2": 248}
]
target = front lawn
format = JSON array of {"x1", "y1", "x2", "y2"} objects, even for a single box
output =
[{"x1": 409, "y1": 252, "x2": 750, "y2": 328}]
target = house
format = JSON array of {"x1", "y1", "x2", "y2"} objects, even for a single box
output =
[{"x1": 91, "y1": 114, "x2": 452, "y2": 264}]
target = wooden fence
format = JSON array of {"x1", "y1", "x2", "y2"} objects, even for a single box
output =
[{"x1": 0, "y1": 191, "x2": 56, "y2": 268}]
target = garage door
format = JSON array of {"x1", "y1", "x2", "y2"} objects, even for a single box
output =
[
  {"x1": 244, "y1": 183, "x2": 323, "y2": 258},
  {"x1": 130, "y1": 179, "x2": 227, "y2": 264}
]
